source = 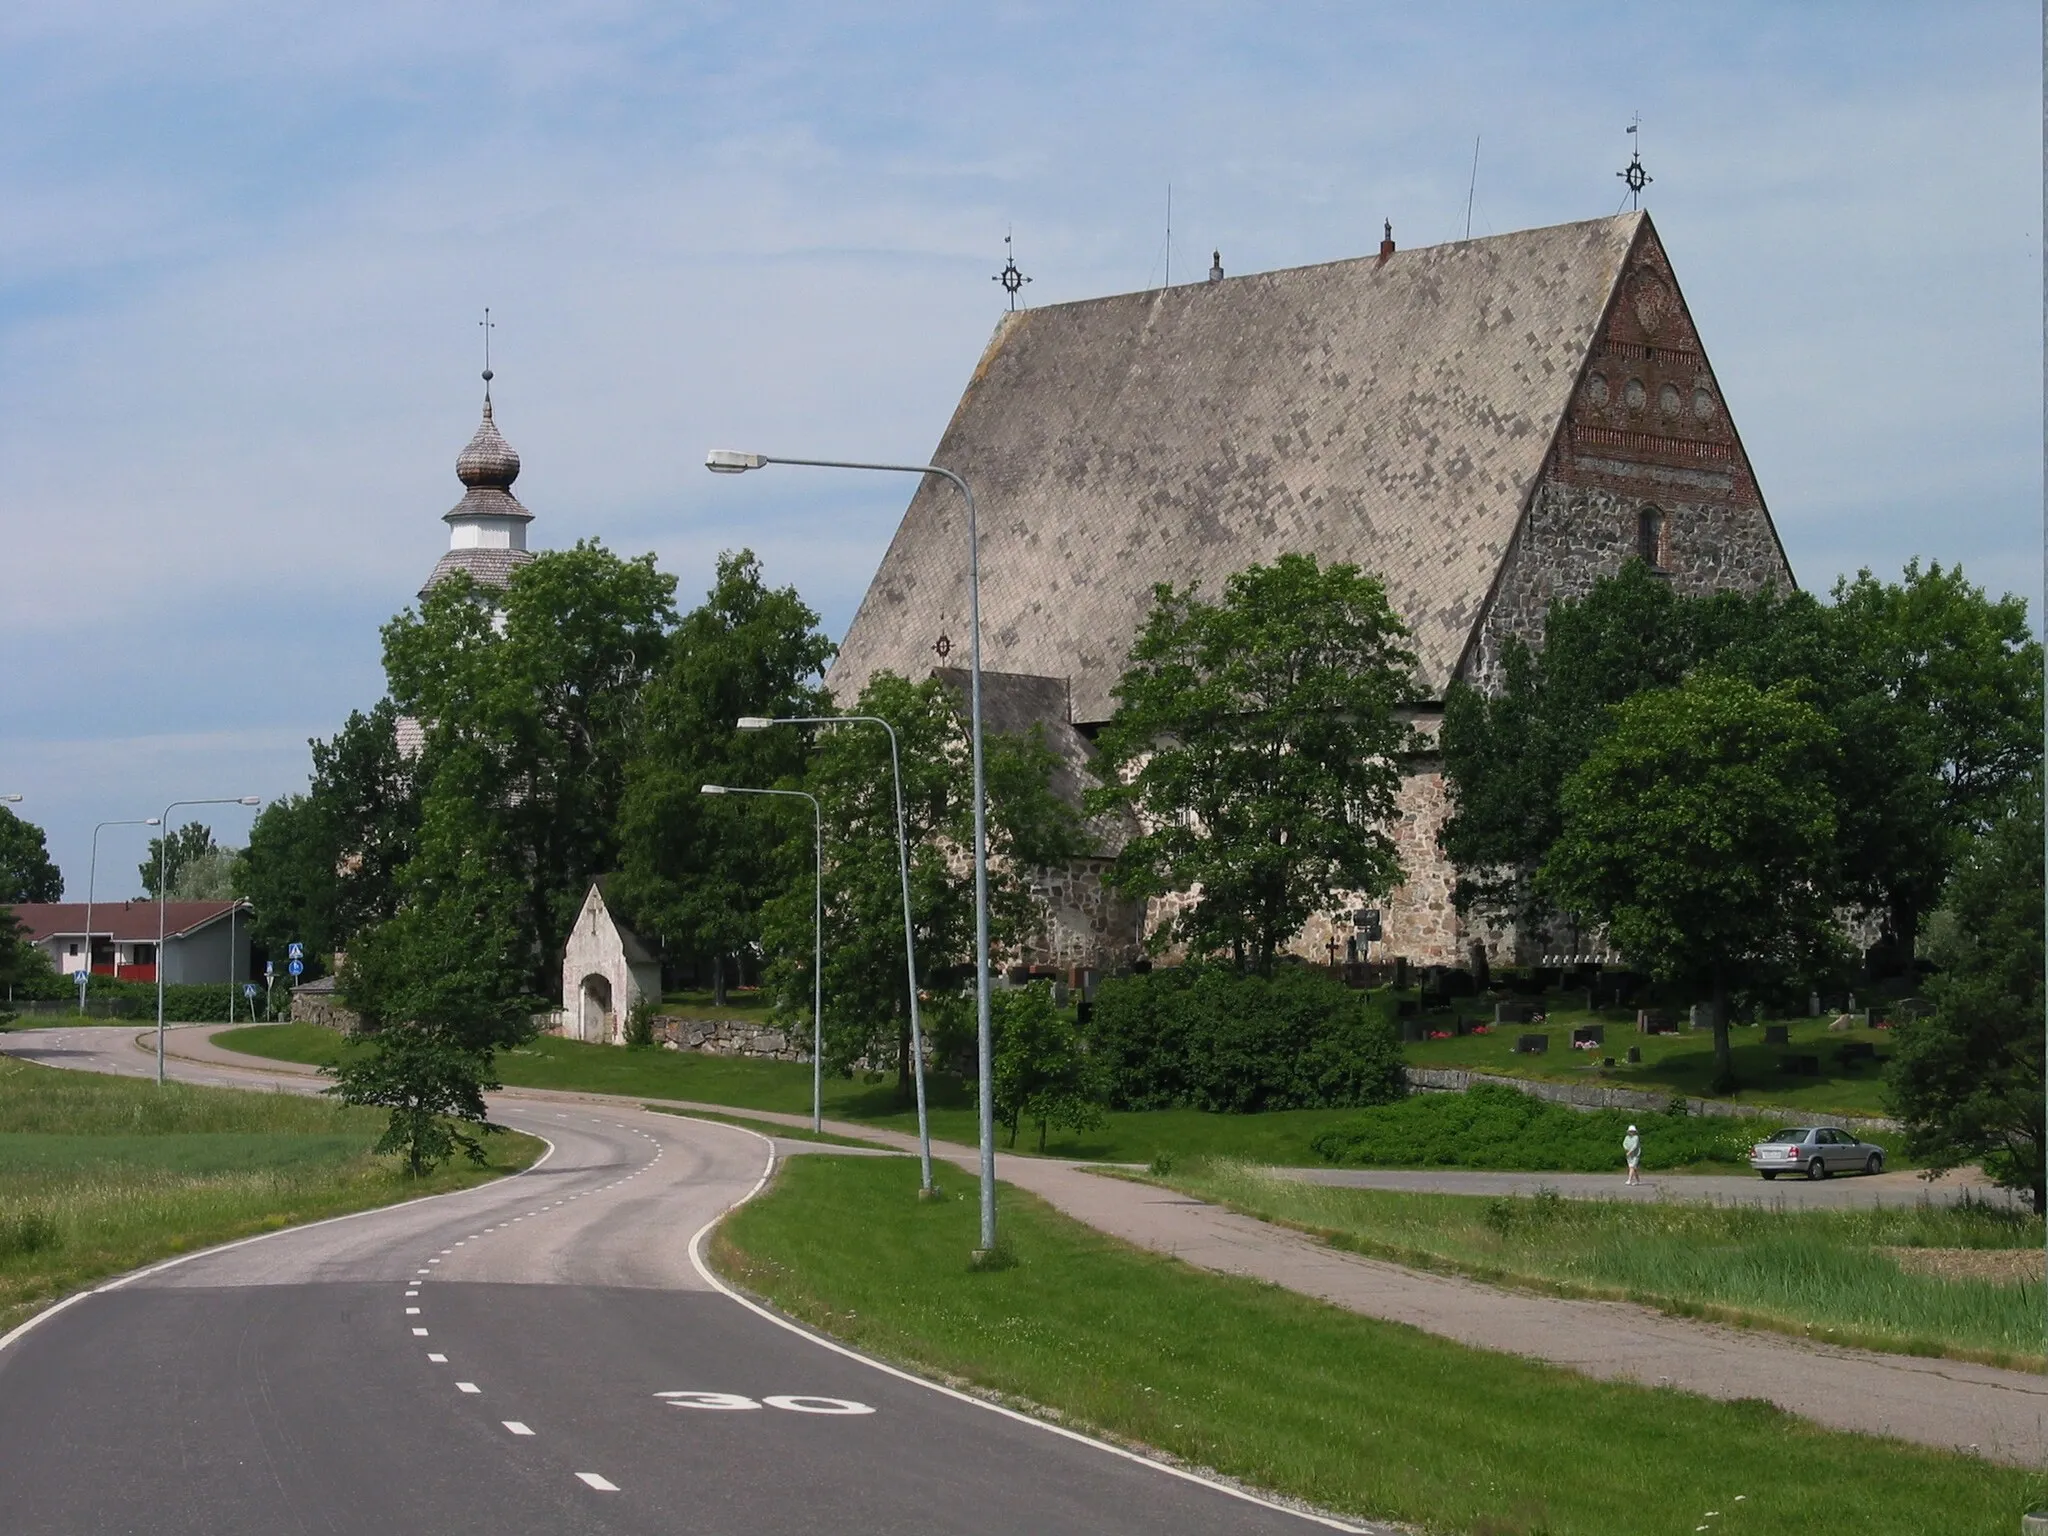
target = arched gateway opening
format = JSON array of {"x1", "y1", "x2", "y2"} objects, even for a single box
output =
[{"x1": 578, "y1": 973, "x2": 615, "y2": 1043}]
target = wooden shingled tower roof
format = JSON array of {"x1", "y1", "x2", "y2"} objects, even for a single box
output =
[{"x1": 829, "y1": 211, "x2": 1776, "y2": 723}]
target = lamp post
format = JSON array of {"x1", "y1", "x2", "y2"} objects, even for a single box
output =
[
  {"x1": 707, "y1": 449, "x2": 999, "y2": 1255},
  {"x1": 155, "y1": 797, "x2": 261, "y2": 1084},
  {"x1": 83, "y1": 817, "x2": 160, "y2": 1013},
  {"x1": 701, "y1": 784, "x2": 823, "y2": 1132},
  {"x1": 739, "y1": 712, "x2": 934, "y2": 1194}
]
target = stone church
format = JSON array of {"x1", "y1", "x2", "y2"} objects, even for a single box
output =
[{"x1": 828, "y1": 211, "x2": 1794, "y2": 970}]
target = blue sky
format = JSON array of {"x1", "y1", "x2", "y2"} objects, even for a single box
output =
[{"x1": 1, "y1": 2, "x2": 2038, "y2": 896}]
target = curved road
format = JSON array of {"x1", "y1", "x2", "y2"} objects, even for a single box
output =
[{"x1": 0, "y1": 1028, "x2": 1362, "y2": 1534}]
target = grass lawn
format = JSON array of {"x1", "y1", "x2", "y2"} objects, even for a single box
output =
[
  {"x1": 713, "y1": 1154, "x2": 2039, "y2": 1535},
  {"x1": 1159, "y1": 1160, "x2": 2045, "y2": 1370},
  {"x1": 656, "y1": 987, "x2": 776, "y2": 1021},
  {"x1": 0, "y1": 1056, "x2": 543, "y2": 1333},
  {"x1": 219, "y1": 1026, "x2": 1454, "y2": 1168},
  {"x1": 1403, "y1": 1007, "x2": 1895, "y2": 1116}
]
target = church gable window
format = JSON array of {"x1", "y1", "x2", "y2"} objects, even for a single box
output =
[{"x1": 1636, "y1": 506, "x2": 1666, "y2": 569}]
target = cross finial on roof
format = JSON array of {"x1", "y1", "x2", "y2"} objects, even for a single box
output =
[
  {"x1": 1617, "y1": 115, "x2": 1652, "y2": 210},
  {"x1": 479, "y1": 307, "x2": 496, "y2": 407},
  {"x1": 993, "y1": 232, "x2": 1031, "y2": 312}
]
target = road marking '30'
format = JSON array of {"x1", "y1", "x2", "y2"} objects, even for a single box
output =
[{"x1": 655, "y1": 1391, "x2": 875, "y2": 1415}]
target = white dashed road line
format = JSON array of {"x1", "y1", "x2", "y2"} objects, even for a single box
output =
[
  {"x1": 412, "y1": 1328, "x2": 429, "y2": 1337},
  {"x1": 576, "y1": 1473, "x2": 618, "y2": 1491},
  {"x1": 503, "y1": 1421, "x2": 533, "y2": 1435},
  {"x1": 457, "y1": 1382, "x2": 481, "y2": 1394},
  {"x1": 428, "y1": 1354, "x2": 447, "y2": 1363}
]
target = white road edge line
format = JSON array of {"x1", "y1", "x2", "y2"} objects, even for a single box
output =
[
  {"x1": 0, "y1": 1128, "x2": 559, "y2": 1363},
  {"x1": 679, "y1": 1118, "x2": 1374, "y2": 1534}
]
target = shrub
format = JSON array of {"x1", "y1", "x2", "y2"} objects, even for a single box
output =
[
  {"x1": 623, "y1": 998, "x2": 656, "y2": 1049},
  {"x1": 1310, "y1": 1083, "x2": 1762, "y2": 1171},
  {"x1": 1091, "y1": 965, "x2": 1403, "y2": 1112}
]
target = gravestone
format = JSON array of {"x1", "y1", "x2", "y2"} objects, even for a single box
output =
[
  {"x1": 1763, "y1": 1024, "x2": 1790, "y2": 1046},
  {"x1": 1626, "y1": 1046, "x2": 1642, "y2": 1064},
  {"x1": 1515, "y1": 1034, "x2": 1549, "y2": 1055},
  {"x1": 1572, "y1": 1025, "x2": 1605, "y2": 1047}
]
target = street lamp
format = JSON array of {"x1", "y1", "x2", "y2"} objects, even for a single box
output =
[
  {"x1": 707, "y1": 450, "x2": 999, "y2": 1256},
  {"x1": 82, "y1": 817, "x2": 160, "y2": 1013},
  {"x1": 739, "y1": 712, "x2": 934, "y2": 1194},
  {"x1": 0, "y1": 794, "x2": 21, "y2": 803},
  {"x1": 701, "y1": 784, "x2": 824, "y2": 1132},
  {"x1": 155, "y1": 797, "x2": 261, "y2": 1084}
]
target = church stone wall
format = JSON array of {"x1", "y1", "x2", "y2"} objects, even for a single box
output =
[{"x1": 1467, "y1": 477, "x2": 1793, "y2": 693}]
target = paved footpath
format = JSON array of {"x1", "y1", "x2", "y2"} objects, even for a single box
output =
[
  {"x1": 125, "y1": 1025, "x2": 2048, "y2": 1466},
  {"x1": 1284, "y1": 1164, "x2": 2011, "y2": 1210}
]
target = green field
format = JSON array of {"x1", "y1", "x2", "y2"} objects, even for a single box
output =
[
  {"x1": 0, "y1": 1056, "x2": 542, "y2": 1332},
  {"x1": 218, "y1": 1025, "x2": 1475, "y2": 1167},
  {"x1": 1403, "y1": 1008, "x2": 1895, "y2": 1115},
  {"x1": 713, "y1": 1153, "x2": 2039, "y2": 1535},
  {"x1": 1161, "y1": 1160, "x2": 2043, "y2": 1368}
]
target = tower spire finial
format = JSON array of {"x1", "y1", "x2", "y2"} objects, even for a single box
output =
[
  {"x1": 1617, "y1": 114, "x2": 1652, "y2": 211},
  {"x1": 479, "y1": 307, "x2": 496, "y2": 409}
]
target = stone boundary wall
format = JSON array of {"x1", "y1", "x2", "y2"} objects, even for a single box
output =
[
  {"x1": 289, "y1": 988, "x2": 360, "y2": 1033},
  {"x1": 1403, "y1": 1065, "x2": 1900, "y2": 1133},
  {"x1": 656, "y1": 1014, "x2": 807, "y2": 1063}
]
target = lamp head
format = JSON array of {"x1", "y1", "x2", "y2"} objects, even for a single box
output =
[
  {"x1": 145, "y1": 817, "x2": 161, "y2": 826},
  {"x1": 239, "y1": 796, "x2": 262, "y2": 806},
  {"x1": 705, "y1": 449, "x2": 766, "y2": 474},
  {"x1": 700, "y1": 784, "x2": 729, "y2": 796},
  {"x1": 735, "y1": 716, "x2": 773, "y2": 731},
  {"x1": 0, "y1": 794, "x2": 20, "y2": 804}
]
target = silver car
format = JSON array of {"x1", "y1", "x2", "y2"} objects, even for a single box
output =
[{"x1": 1749, "y1": 1126, "x2": 1887, "y2": 1180}]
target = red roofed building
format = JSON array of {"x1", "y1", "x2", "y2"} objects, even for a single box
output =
[{"x1": 11, "y1": 900, "x2": 254, "y2": 985}]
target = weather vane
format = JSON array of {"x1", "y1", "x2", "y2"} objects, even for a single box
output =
[
  {"x1": 1617, "y1": 114, "x2": 1652, "y2": 210},
  {"x1": 992, "y1": 232, "x2": 1030, "y2": 312},
  {"x1": 933, "y1": 633, "x2": 953, "y2": 661},
  {"x1": 479, "y1": 307, "x2": 496, "y2": 401}
]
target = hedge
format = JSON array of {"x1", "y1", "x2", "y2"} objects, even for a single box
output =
[{"x1": 1089, "y1": 965, "x2": 1404, "y2": 1113}]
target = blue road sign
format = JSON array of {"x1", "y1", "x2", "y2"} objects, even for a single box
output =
[
  {"x1": 265, "y1": 960, "x2": 274, "y2": 977},
  {"x1": 286, "y1": 942, "x2": 305, "y2": 961},
  {"x1": 287, "y1": 958, "x2": 304, "y2": 977},
  {"x1": 243, "y1": 983, "x2": 259, "y2": 999},
  {"x1": 73, "y1": 970, "x2": 88, "y2": 986}
]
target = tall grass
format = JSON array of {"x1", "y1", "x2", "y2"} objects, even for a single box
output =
[
  {"x1": 0, "y1": 1057, "x2": 539, "y2": 1330},
  {"x1": 1169, "y1": 1160, "x2": 2045, "y2": 1367}
]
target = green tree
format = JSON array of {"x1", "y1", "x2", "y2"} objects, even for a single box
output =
[
  {"x1": 1539, "y1": 674, "x2": 1843, "y2": 1090},
  {"x1": 1885, "y1": 784, "x2": 2045, "y2": 1212},
  {"x1": 758, "y1": 671, "x2": 1080, "y2": 1088},
  {"x1": 140, "y1": 822, "x2": 215, "y2": 900},
  {"x1": 1090, "y1": 554, "x2": 1419, "y2": 974},
  {"x1": 239, "y1": 701, "x2": 420, "y2": 974},
  {"x1": 325, "y1": 1023, "x2": 502, "y2": 1177},
  {"x1": 0, "y1": 809, "x2": 63, "y2": 904},
  {"x1": 384, "y1": 541, "x2": 676, "y2": 989},
  {"x1": 167, "y1": 844, "x2": 241, "y2": 900},
  {"x1": 612, "y1": 551, "x2": 834, "y2": 1003},
  {"x1": 987, "y1": 981, "x2": 1105, "y2": 1151}
]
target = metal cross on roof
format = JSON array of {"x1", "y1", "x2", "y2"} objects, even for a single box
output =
[
  {"x1": 992, "y1": 233, "x2": 1030, "y2": 311},
  {"x1": 479, "y1": 307, "x2": 496, "y2": 399},
  {"x1": 1617, "y1": 115, "x2": 1652, "y2": 210}
]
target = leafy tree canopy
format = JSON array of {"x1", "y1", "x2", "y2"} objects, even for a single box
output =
[
  {"x1": 1442, "y1": 559, "x2": 2036, "y2": 965},
  {"x1": 1090, "y1": 553, "x2": 1418, "y2": 975},
  {"x1": 238, "y1": 701, "x2": 419, "y2": 973},
  {"x1": 141, "y1": 822, "x2": 215, "y2": 901},
  {"x1": 612, "y1": 550, "x2": 834, "y2": 1000},
  {"x1": 383, "y1": 541, "x2": 677, "y2": 989},
  {"x1": 1885, "y1": 782, "x2": 2045, "y2": 1212},
  {"x1": 0, "y1": 809, "x2": 63, "y2": 904},
  {"x1": 759, "y1": 670, "x2": 1081, "y2": 1085},
  {"x1": 1538, "y1": 673, "x2": 1844, "y2": 1088}
]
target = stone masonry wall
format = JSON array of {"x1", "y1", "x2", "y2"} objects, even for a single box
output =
[{"x1": 655, "y1": 1014, "x2": 807, "y2": 1062}]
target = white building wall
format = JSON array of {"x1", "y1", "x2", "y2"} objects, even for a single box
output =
[{"x1": 559, "y1": 887, "x2": 659, "y2": 1046}]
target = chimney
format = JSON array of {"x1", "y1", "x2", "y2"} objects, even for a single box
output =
[
  {"x1": 1377, "y1": 220, "x2": 1395, "y2": 264},
  {"x1": 1207, "y1": 250, "x2": 1224, "y2": 283}
]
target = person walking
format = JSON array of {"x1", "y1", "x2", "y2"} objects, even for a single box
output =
[{"x1": 1623, "y1": 1124, "x2": 1642, "y2": 1185}]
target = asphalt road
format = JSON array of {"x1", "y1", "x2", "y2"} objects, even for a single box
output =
[{"x1": 0, "y1": 1028, "x2": 1364, "y2": 1535}]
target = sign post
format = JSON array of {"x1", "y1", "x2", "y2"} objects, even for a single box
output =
[
  {"x1": 73, "y1": 969, "x2": 89, "y2": 1011},
  {"x1": 264, "y1": 959, "x2": 275, "y2": 1020}
]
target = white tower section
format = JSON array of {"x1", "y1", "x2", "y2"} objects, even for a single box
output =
[{"x1": 418, "y1": 374, "x2": 536, "y2": 599}]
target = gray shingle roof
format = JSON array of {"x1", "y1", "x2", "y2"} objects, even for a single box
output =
[
  {"x1": 419, "y1": 546, "x2": 536, "y2": 599},
  {"x1": 829, "y1": 213, "x2": 1647, "y2": 721}
]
